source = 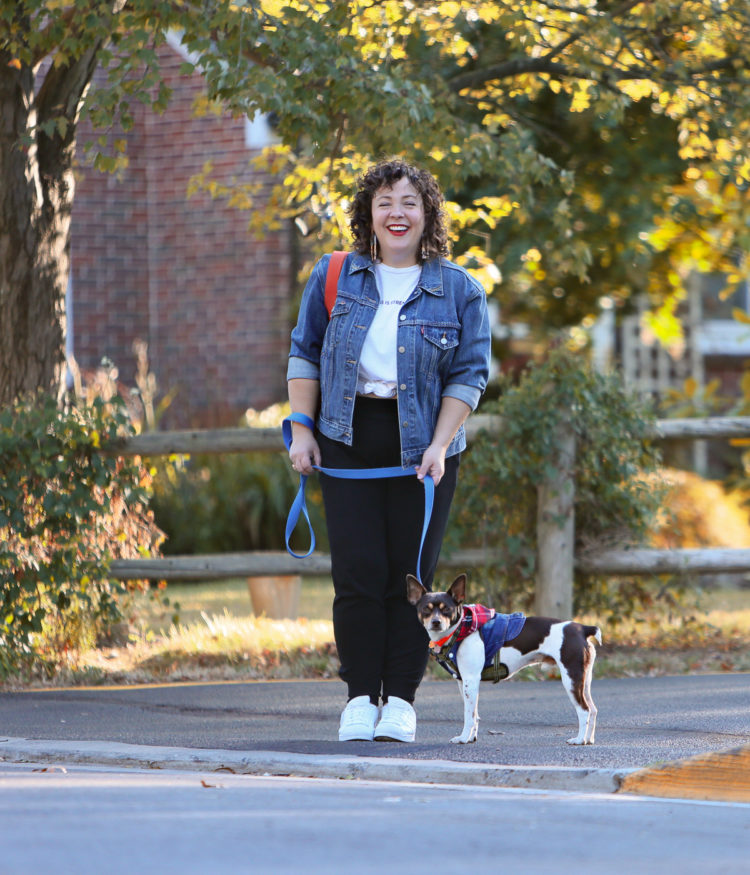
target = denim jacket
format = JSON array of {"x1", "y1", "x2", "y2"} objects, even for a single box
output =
[{"x1": 287, "y1": 252, "x2": 491, "y2": 467}]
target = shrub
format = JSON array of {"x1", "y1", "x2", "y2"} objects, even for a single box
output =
[
  {"x1": 0, "y1": 392, "x2": 163, "y2": 678},
  {"x1": 150, "y1": 404, "x2": 327, "y2": 556},
  {"x1": 445, "y1": 348, "x2": 666, "y2": 619},
  {"x1": 150, "y1": 450, "x2": 327, "y2": 555}
]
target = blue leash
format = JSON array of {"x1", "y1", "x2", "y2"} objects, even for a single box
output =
[{"x1": 282, "y1": 413, "x2": 434, "y2": 584}]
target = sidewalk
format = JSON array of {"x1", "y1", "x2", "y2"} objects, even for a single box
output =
[{"x1": 2, "y1": 675, "x2": 749, "y2": 800}]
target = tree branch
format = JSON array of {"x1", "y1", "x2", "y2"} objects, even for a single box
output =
[
  {"x1": 35, "y1": 43, "x2": 102, "y2": 128},
  {"x1": 448, "y1": 52, "x2": 744, "y2": 94},
  {"x1": 34, "y1": 0, "x2": 128, "y2": 126},
  {"x1": 29, "y1": 5, "x2": 79, "y2": 66}
]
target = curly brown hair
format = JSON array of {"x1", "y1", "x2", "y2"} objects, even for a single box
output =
[{"x1": 348, "y1": 159, "x2": 449, "y2": 262}]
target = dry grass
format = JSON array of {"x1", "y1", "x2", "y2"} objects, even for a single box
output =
[
  {"x1": 13, "y1": 584, "x2": 747, "y2": 689},
  {"x1": 20, "y1": 613, "x2": 339, "y2": 689},
  {"x1": 588, "y1": 589, "x2": 750, "y2": 677}
]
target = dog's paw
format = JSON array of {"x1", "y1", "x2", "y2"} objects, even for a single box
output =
[
  {"x1": 451, "y1": 733, "x2": 477, "y2": 744},
  {"x1": 566, "y1": 736, "x2": 586, "y2": 745}
]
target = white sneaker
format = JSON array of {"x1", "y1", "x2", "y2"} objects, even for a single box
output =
[
  {"x1": 338, "y1": 696, "x2": 379, "y2": 742},
  {"x1": 373, "y1": 696, "x2": 416, "y2": 743}
]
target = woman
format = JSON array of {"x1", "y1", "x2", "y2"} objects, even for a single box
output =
[{"x1": 287, "y1": 159, "x2": 491, "y2": 742}]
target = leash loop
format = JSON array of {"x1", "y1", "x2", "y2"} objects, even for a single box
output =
[{"x1": 282, "y1": 414, "x2": 433, "y2": 582}]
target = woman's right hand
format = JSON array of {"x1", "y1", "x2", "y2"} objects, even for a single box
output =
[
  {"x1": 289, "y1": 429, "x2": 321, "y2": 475},
  {"x1": 287, "y1": 379, "x2": 322, "y2": 475}
]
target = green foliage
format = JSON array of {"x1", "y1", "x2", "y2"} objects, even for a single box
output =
[
  {"x1": 174, "y1": 1, "x2": 749, "y2": 333},
  {"x1": 150, "y1": 452, "x2": 327, "y2": 557},
  {"x1": 445, "y1": 349, "x2": 665, "y2": 617},
  {"x1": 0, "y1": 393, "x2": 163, "y2": 677},
  {"x1": 457, "y1": 96, "x2": 688, "y2": 329},
  {"x1": 5, "y1": 2, "x2": 748, "y2": 343}
]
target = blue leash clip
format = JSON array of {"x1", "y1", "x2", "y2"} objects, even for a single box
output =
[{"x1": 282, "y1": 413, "x2": 434, "y2": 585}]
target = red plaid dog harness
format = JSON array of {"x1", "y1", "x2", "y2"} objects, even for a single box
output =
[{"x1": 429, "y1": 604, "x2": 526, "y2": 683}]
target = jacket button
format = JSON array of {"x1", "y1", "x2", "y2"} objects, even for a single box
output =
[
  {"x1": 398, "y1": 346, "x2": 405, "y2": 353},
  {"x1": 403, "y1": 421, "x2": 408, "y2": 427},
  {"x1": 400, "y1": 384, "x2": 406, "y2": 391},
  {"x1": 399, "y1": 314, "x2": 406, "y2": 321}
]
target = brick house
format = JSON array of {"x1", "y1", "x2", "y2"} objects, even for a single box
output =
[{"x1": 69, "y1": 38, "x2": 294, "y2": 429}]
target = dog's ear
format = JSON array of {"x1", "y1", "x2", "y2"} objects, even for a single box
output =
[
  {"x1": 448, "y1": 574, "x2": 467, "y2": 604},
  {"x1": 406, "y1": 574, "x2": 427, "y2": 605}
]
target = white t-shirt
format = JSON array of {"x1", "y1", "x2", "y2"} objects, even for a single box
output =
[{"x1": 357, "y1": 263, "x2": 421, "y2": 398}]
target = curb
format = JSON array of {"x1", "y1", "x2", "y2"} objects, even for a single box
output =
[
  {"x1": 0, "y1": 737, "x2": 629, "y2": 794},
  {"x1": 619, "y1": 743, "x2": 750, "y2": 802}
]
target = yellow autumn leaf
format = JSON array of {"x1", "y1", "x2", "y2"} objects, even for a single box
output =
[
  {"x1": 703, "y1": 379, "x2": 720, "y2": 399},
  {"x1": 683, "y1": 377, "x2": 698, "y2": 398},
  {"x1": 438, "y1": 1, "x2": 461, "y2": 17},
  {"x1": 714, "y1": 138, "x2": 736, "y2": 162},
  {"x1": 620, "y1": 80, "x2": 655, "y2": 101},
  {"x1": 733, "y1": 308, "x2": 750, "y2": 325},
  {"x1": 570, "y1": 82, "x2": 592, "y2": 113}
]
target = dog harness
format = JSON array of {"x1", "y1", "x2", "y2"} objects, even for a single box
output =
[{"x1": 429, "y1": 604, "x2": 526, "y2": 683}]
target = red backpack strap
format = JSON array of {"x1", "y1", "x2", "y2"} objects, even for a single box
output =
[{"x1": 324, "y1": 251, "x2": 347, "y2": 318}]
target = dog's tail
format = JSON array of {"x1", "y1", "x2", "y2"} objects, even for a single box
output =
[{"x1": 583, "y1": 625, "x2": 602, "y2": 646}]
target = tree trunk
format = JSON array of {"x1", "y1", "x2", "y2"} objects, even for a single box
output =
[
  {"x1": 0, "y1": 40, "x2": 102, "y2": 408},
  {"x1": 0, "y1": 62, "x2": 63, "y2": 404}
]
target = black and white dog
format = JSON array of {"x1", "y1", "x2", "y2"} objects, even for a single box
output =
[{"x1": 407, "y1": 573, "x2": 601, "y2": 745}]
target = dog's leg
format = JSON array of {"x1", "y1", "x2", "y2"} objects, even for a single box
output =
[
  {"x1": 452, "y1": 634, "x2": 484, "y2": 743},
  {"x1": 559, "y1": 664, "x2": 591, "y2": 745},
  {"x1": 552, "y1": 623, "x2": 599, "y2": 745},
  {"x1": 581, "y1": 643, "x2": 597, "y2": 744},
  {"x1": 452, "y1": 675, "x2": 480, "y2": 743}
]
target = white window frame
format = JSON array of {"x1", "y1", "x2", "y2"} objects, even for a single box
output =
[{"x1": 697, "y1": 272, "x2": 750, "y2": 356}]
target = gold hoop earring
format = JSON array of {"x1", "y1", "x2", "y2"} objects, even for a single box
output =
[{"x1": 370, "y1": 232, "x2": 379, "y2": 262}]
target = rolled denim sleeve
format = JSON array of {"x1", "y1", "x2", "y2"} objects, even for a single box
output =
[
  {"x1": 286, "y1": 256, "x2": 330, "y2": 381},
  {"x1": 443, "y1": 382, "x2": 482, "y2": 410},
  {"x1": 287, "y1": 356, "x2": 320, "y2": 380},
  {"x1": 443, "y1": 279, "x2": 491, "y2": 410}
]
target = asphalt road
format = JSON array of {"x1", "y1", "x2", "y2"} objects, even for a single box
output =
[
  {"x1": 2, "y1": 673, "x2": 749, "y2": 772},
  {"x1": 3, "y1": 673, "x2": 748, "y2": 873},
  {"x1": 2, "y1": 762, "x2": 748, "y2": 875}
]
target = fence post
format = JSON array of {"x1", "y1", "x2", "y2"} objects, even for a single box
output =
[{"x1": 535, "y1": 418, "x2": 576, "y2": 617}]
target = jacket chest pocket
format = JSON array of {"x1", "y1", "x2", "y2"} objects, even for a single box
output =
[
  {"x1": 322, "y1": 299, "x2": 354, "y2": 356},
  {"x1": 420, "y1": 325, "x2": 460, "y2": 376}
]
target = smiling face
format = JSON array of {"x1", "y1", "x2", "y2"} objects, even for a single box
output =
[{"x1": 371, "y1": 176, "x2": 425, "y2": 267}]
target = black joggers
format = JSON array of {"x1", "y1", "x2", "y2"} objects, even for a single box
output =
[{"x1": 318, "y1": 397, "x2": 459, "y2": 705}]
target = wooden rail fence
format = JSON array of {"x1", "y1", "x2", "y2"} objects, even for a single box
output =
[{"x1": 107, "y1": 414, "x2": 750, "y2": 616}]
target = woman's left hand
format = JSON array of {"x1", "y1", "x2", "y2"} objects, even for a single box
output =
[
  {"x1": 417, "y1": 397, "x2": 470, "y2": 487},
  {"x1": 416, "y1": 444, "x2": 446, "y2": 486}
]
